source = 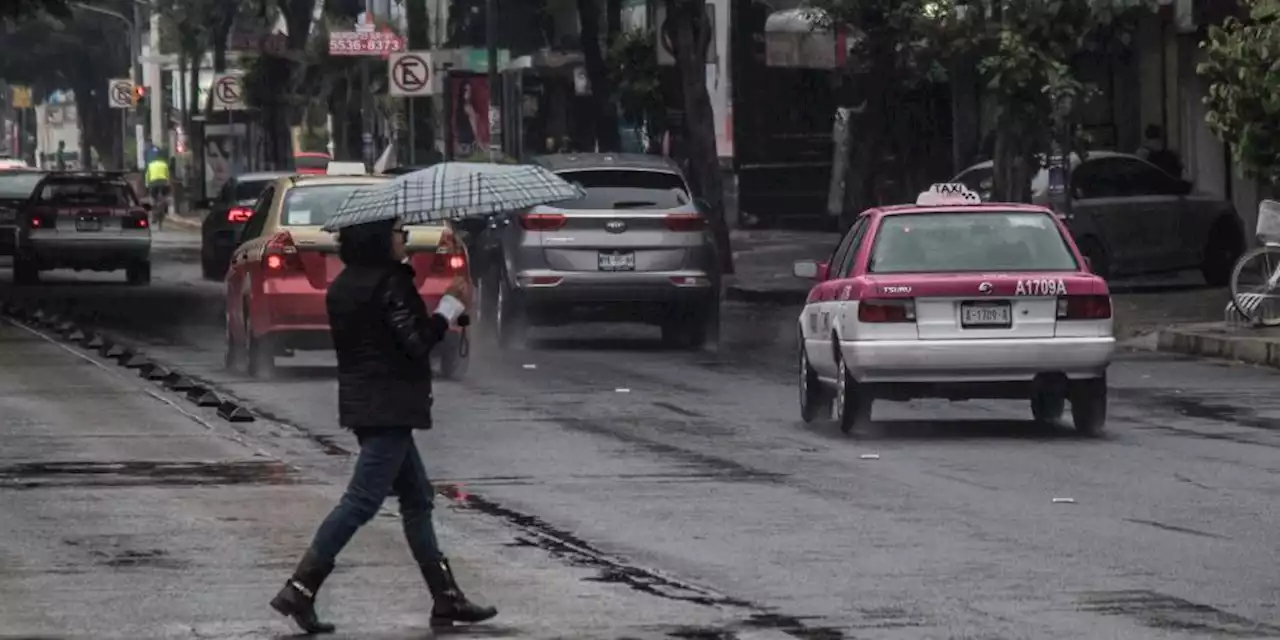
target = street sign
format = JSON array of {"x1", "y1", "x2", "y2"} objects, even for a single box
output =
[
  {"x1": 655, "y1": 3, "x2": 717, "y2": 66},
  {"x1": 10, "y1": 86, "x2": 32, "y2": 109},
  {"x1": 212, "y1": 74, "x2": 245, "y2": 110},
  {"x1": 388, "y1": 52, "x2": 432, "y2": 97},
  {"x1": 328, "y1": 31, "x2": 405, "y2": 56},
  {"x1": 107, "y1": 79, "x2": 134, "y2": 109}
]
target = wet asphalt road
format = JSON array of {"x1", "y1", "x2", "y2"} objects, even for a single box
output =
[{"x1": 4, "y1": 230, "x2": 1280, "y2": 639}]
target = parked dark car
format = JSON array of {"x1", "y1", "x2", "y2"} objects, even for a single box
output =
[{"x1": 199, "y1": 171, "x2": 293, "y2": 280}]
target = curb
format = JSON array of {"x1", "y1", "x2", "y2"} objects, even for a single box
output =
[
  {"x1": 0, "y1": 300, "x2": 256, "y2": 424},
  {"x1": 161, "y1": 214, "x2": 201, "y2": 231},
  {"x1": 1156, "y1": 324, "x2": 1280, "y2": 369},
  {"x1": 724, "y1": 285, "x2": 808, "y2": 305}
]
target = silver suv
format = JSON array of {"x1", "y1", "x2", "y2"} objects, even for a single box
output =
[{"x1": 475, "y1": 153, "x2": 718, "y2": 349}]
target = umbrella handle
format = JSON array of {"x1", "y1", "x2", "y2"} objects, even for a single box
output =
[{"x1": 459, "y1": 327, "x2": 470, "y2": 359}]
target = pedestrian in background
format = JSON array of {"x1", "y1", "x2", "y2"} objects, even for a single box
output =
[{"x1": 269, "y1": 217, "x2": 497, "y2": 634}]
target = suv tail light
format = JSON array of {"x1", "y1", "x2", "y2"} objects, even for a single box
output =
[
  {"x1": 519, "y1": 212, "x2": 566, "y2": 231},
  {"x1": 263, "y1": 231, "x2": 304, "y2": 275},
  {"x1": 663, "y1": 213, "x2": 705, "y2": 232},
  {"x1": 1057, "y1": 295, "x2": 1111, "y2": 320},
  {"x1": 27, "y1": 207, "x2": 55, "y2": 229},
  {"x1": 227, "y1": 206, "x2": 253, "y2": 223},
  {"x1": 858, "y1": 298, "x2": 917, "y2": 323}
]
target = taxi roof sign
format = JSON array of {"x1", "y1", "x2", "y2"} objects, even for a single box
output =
[{"x1": 916, "y1": 183, "x2": 982, "y2": 206}]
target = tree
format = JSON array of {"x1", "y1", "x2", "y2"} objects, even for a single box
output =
[
  {"x1": 1199, "y1": 0, "x2": 1280, "y2": 187},
  {"x1": 0, "y1": 3, "x2": 134, "y2": 168},
  {"x1": 608, "y1": 27, "x2": 665, "y2": 149},
  {"x1": 577, "y1": 0, "x2": 622, "y2": 151},
  {"x1": 2, "y1": 0, "x2": 71, "y2": 24},
  {"x1": 941, "y1": 0, "x2": 1156, "y2": 202},
  {"x1": 662, "y1": 0, "x2": 732, "y2": 275}
]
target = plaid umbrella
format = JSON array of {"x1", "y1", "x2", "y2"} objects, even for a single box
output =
[{"x1": 321, "y1": 162, "x2": 586, "y2": 231}]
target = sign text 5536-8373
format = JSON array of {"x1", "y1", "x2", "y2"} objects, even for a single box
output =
[{"x1": 328, "y1": 34, "x2": 405, "y2": 55}]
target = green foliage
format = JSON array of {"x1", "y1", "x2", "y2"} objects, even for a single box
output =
[
  {"x1": 606, "y1": 27, "x2": 664, "y2": 129},
  {"x1": 2, "y1": 0, "x2": 70, "y2": 25},
  {"x1": 1199, "y1": 0, "x2": 1280, "y2": 186},
  {"x1": 805, "y1": 0, "x2": 950, "y2": 83}
]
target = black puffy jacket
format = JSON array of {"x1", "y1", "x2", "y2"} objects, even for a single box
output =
[{"x1": 327, "y1": 262, "x2": 450, "y2": 430}]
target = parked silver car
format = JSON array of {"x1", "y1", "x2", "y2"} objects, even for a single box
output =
[
  {"x1": 474, "y1": 153, "x2": 718, "y2": 349},
  {"x1": 953, "y1": 151, "x2": 1245, "y2": 284}
]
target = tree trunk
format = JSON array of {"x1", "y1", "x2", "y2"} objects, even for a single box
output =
[
  {"x1": 992, "y1": 121, "x2": 1034, "y2": 203},
  {"x1": 74, "y1": 80, "x2": 119, "y2": 170},
  {"x1": 406, "y1": 0, "x2": 435, "y2": 163},
  {"x1": 577, "y1": 0, "x2": 621, "y2": 152},
  {"x1": 664, "y1": 0, "x2": 732, "y2": 275},
  {"x1": 606, "y1": 0, "x2": 621, "y2": 41}
]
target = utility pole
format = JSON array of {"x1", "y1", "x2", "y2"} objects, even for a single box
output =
[
  {"x1": 132, "y1": 0, "x2": 145, "y2": 168},
  {"x1": 485, "y1": 0, "x2": 500, "y2": 160},
  {"x1": 149, "y1": 8, "x2": 165, "y2": 155}
]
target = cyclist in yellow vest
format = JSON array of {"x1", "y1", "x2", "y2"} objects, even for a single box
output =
[{"x1": 145, "y1": 155, "x2": 170, "y2": 228}]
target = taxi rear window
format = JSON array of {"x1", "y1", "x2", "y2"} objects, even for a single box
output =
[
  {"x1": 869, "y1": 211, "x2": 1078, "y2": 274},
  {"x1": 281, "y1": 184, "x2": 367, "y2": 226}
]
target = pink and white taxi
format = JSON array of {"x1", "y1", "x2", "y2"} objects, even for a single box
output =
[{"x1": 794, "y1": 184, "x2": 1115, "y2": 436}]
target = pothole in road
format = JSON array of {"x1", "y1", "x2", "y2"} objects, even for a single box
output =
[{"x1": 0, "y1": 460, "x2": 305, "y2": 489}]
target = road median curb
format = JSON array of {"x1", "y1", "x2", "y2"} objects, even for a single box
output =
[{"x1": 1156, "y1": 322, "x2": 1280, "y2": 369}]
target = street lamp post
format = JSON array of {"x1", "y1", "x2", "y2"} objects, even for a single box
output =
[{"x1": 485, "y1": 0, "x2": 501, "y2": 160}]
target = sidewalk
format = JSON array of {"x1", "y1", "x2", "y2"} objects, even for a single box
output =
[
  {"x1": 161, "y1": 209, "x2": 203, "y2": 231},
  {"x1": 723, "y1": 229, "x2": 1232, "y2": 340},
  {"x1": 1157, "y1": 321, "x2": 1280, "y2": 369}
]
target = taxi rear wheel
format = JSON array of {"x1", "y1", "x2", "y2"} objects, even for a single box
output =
[
  {"x1": 223, "y1": 312, "x2": 244, "y2": 372},
  {"x1": 1031, "y1": 391, "x2": 1066, "y2": 423},
  {"x1": 12, "y1": 259, "x2": 38, "y2": 285},
  {"x1": 834, "y1": 351, "x2": 873, "y2": 435},
  {"x1": 244, "y1": 311, "x2": 276, "y2": 379},
  {"x1": 1069, "y1": 376, "x2": 1108, "y2": 436},
  {"x1": 798, "y1": 339, "x2": 826, "y2": 423},
  {"x1": 126, "y1": 261, "x2": 151, "y2": 286}
]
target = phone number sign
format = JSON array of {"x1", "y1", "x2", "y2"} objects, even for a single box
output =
[{"x1": 328, "y1": 31, "x2": 405, "y2": 56}]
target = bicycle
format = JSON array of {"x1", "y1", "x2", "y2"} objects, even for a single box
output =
[{"x1": 1230, "y1": 199, "x2": 1280, "y2": 326}]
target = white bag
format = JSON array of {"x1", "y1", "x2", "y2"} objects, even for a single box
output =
[{"x1": 1257, "y1": 199, "x2": 1280, "y2": 245}]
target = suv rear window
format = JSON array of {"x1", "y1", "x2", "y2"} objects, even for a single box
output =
[
  {"x1": 36, "y1": 179, "x2": 136, "y2": 207},
  {"x1": 869, "y1": 211, "x2": 1078, "y2": 274},
  {"x1": 554, "y1": 169, "x2": 690, "y2": 210},
  {"x1": 281, "y1": 184, "x2": 366, "y2": 226},
  {"x1": 235, "y1": 179, "x2": 274, "y2": 201}
]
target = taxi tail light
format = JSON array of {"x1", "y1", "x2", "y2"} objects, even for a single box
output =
[
  {"x1": 858, "y1": 298, "x2": 917, "y2": 323},
  {"x1": 663, "y1": 213, "x2": 705, "y2": 232},
  {"x1": 263, "y1": 231, "x2": 304, "y2": 275},
  {"x1": 431, "y1": 231, "x2": 468, "y2": 275},
  {"x1": 227, "y1": 206, "x2": 253, "y2": 223},
  {"x1": 1057, "y1": 295, "x2": 1112, "y2": 320},
  {"x1": 519, "y1": 212, "x2": 566, "y2": 231}
]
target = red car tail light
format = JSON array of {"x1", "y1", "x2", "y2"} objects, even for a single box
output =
[
  {"x1": 431, "y1": 231, "x2": 468, "y2": 275},
  {"x1": 122, "y1": 210, "x2": 149, "y2": 229},
  {"x1": 519, "y1": 212, "x2": 566, "y2": 231},
  {"x1": 262, "y1": 231, "x2": 304, "y2": 275},
  {"x1": 1056, "y1": 295, "x2": 1111, "y2": 320},
  {"x1": 227, "y1": 206, "x2": 253, "y2": 223},
  {"x1": 858, "y1": 298, "x2": 917, "y2": 323},
  {"x1": 28, "y1": 207, "x2": 54, "y2": 229},
  {"x1": 663, "y1": 213, "x2": 705, "y2": 232}
]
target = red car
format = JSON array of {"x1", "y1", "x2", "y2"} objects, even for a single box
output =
[
  {"x1": 793, "y1": 184, "x2": 1115, "y2": 436},
  {"x1": 294, "y1": 152, "x2": 332, "y2": 176},
  {"x1": 223, "y1": 175, "x2": 472, "y2": 379}
]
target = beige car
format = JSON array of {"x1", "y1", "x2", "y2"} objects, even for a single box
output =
[
  {"x1": 222, "y1": 175, "x2": 472, "y2": 378},
  {"x1": 954, "y1": 151, "x2": 1245, "y2": 284}
]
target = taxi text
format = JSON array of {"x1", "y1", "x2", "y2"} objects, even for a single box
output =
[{"x1": 1015, "y1": 278, "x2": 1067, "y2": 296}]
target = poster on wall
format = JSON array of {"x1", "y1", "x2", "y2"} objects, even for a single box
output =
[
  {"x1": 204, "y1": 123, "x2": 248, "y2": 198},
  {"x1": 448, "y1": 75, "x2": 490, "y2": 158}
]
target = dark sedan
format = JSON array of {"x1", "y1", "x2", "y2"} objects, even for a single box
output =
[{"x1": 199, "y1": 171, "x2": 293, "y2": 280}]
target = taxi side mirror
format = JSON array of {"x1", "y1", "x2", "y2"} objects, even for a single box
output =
[{"x1": 793, "y1": 259, "x2": 827, "y2": 280}]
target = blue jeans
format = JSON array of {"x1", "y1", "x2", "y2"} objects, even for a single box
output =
[{"x1": 307, "y1": 428, "x2": 443, "y2": 566}]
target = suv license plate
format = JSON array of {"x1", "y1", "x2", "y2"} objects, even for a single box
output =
[
  {"x1": 598, "y1": 251, "x2": 635, "y2": 272},
  {"x1": 961, "y1": 301, "x2": 1011, "y2": 327},
  {"x1": 76, "y1": 218, "x2": 102, "y2": 232}
]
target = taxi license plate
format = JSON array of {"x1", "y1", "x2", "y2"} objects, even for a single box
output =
[
  {"x1": 961, "y1": 301, "x2": 1011, "y2": 327},
  {"x1": 598, "y1": 251, "x2": 635, "y2": 272},
  {"x1": 75, "y1": 217, "x2": 102, "y2": 232}
]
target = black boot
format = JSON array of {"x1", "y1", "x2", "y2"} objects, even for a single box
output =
[
  {"x1": 420, "y1": 557, "x2": 498, "y2": 627},
  {"x1": 270, "y1": 550, "x2": 337, "y2": 634}
]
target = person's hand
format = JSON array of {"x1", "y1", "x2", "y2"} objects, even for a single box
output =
[{"x1": 444, "y1": 276, "x2": 472, "y2": 309}]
